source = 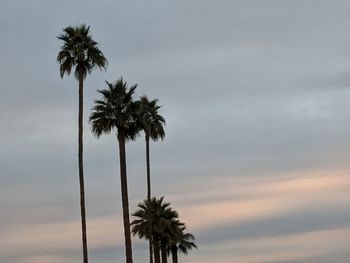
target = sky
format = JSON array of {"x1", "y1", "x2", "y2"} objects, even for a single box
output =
[{"x1": 1, "y1": 0, "x2": 350, "y2": 262}]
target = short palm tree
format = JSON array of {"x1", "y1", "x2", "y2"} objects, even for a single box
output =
[
  {"x1": 90, "y1": 78, "x2": 139, "y2": 263},
  {"x1": 167, "y1": 229, "x2": 197, "y2": 263},
  {"x1": 57, "y1": 24, "x2": 107, "y2": 263},
  {"x1": 136, "y1": 96, "x2": 165, "y2": 263},
  {"x1": 160, "y1": 219, "x2": 184, "y2": 263},
  {"x1": 131, "y1": 197, "x2": 178, "y2": 263}
]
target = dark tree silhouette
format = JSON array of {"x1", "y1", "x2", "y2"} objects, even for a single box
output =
[
  {"x1": 167, "y1": 229, "x2": 197, "y2": 263},
  {"x1": 135, "y1": 96, "x2": 165, "y2": 263},
  {"x1": 90, "y1": 78, "x2": 140, "y2": 263},
  {"x1": 57, "y1": 24, "x2": 107, "y2": 263},
  {"x1": 136, "y1": 96, "x2": 165, "y2": 200},
  {"x1": 132, "y1": 197, "x2": 174, "y2": 263},
  {"x1": 132, "y1": 197, "x2": 197, "y2": 263}
]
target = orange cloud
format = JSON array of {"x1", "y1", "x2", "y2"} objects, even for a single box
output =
[
  {"x1": 170, "y1": 170, "x2": 350, "y2": 231},
  {"x1": 1, "y1": 169, "x2": 349, "y2": 263}
]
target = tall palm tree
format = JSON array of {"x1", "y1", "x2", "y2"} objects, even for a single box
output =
[
  {"x1": 131, "y1": 197, "x2": 178, "y2": 263},
  {"x1": 136, "y1": 96, "x2": 165, "y2": 263},
  {"x1": 136, "y1": 96, "x2": 165, "y2": 200},
  {"x1": 57, "y1": 24, "x2": 107, "y2": 263},
  {"x1": 90, "y1": 78, "x2": 139, "y2": 263}
]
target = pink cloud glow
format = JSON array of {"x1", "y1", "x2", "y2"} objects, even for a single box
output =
[
  {"x1": 1, "y1": 169, "x2": 349, "y2": 262},
  {"x1": 174, "y1": 170, "x2": 350, "y2": 232}
]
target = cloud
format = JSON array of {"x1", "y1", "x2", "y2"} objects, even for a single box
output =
[
  {"x1": 3, "y1": 169, "x2": 349, "y2": 263},
  {"x1": 2, "y1": 0, "x2": 350, "y2": 262},
  {"x1": 0, "y1": 214, "x2": 127, "y2": 262},
  {"x1": 186, "y1": 227, "x2": 350, "y2": 263},
  {"x1": 165, "y1": 169, "x2": 350, "y2": 241}
]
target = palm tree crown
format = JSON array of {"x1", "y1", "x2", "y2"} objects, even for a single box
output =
[
  {"x1": 57, "y1": 24, "x2": 107, "y2": 80},
  {"x1": 178, "y1": 232, "x2": 197, "y2": 254},
  {"x1": 132, "y1": 197, "x2": 179, "y2": 263},
  {"x1": 169, "y1": 229, "x2": 197, "y2": 254},
  {"x1": 131, "y1": 197, "x2": 178, "y2": 238},
  {"x1": 137, "y1": 96, "x2": 165, "y2": 141},
  {"x1": 132, "y1": 197, "x2": 197, "y2": 263},
  {"x1": 90, "y1": 78, "x2": 140, "y2": 139},
  {"x1": 167, "y1": 228, "x2": 197, "y2": 263}
]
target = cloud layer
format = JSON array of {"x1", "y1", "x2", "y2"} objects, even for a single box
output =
[{"x1": 1, "y1": 0, "x2": 350, "y2": 262}]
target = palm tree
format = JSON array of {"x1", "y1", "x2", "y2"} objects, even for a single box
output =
[
  {"x1": 57, "y1": 24, "x2": 107, "y2": 263},
  {"x1": 160, "y1": 219, "x2": 184, "y2": 263},
  {"x1": 131, "y1": 198, "x2": 159, "y2": 263},
  {"x1": 136, "y1": 96, "x2": 165, "y2": 200},
  {"x1": 131, "y1": 197, "x2": 178, "y2": 263},
  {"x1": 90, "y1": 78, "x2": 139, "y2": 263},
  {"x1": 136, "y1": 96, "x2": 165, "y2": 263},
  {"x1": 167, "y1": 229, "x2": 197, "y2": 263}
]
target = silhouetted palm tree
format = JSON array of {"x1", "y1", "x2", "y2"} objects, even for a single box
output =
[
  {"x1": 90, "y1": 78, "x2": 139, "y2": 263},
  {"x1": 136, "y1": 96, "x2": 165, "y2": 263},
  {"x1": 136, "y1": 96, "x2": 165, "y2": 200},
  {"x1": 160, "y1": 219, "x2": 184, "y2": 263},
  {"x1": 131, "y1": 197, "x2": 178, "y2": 263},
  {"x1": 131, "y1": 198, "x2": 158, "y2": 263},
  {"x1": 57, "y1": 24, "x2": 107, "y2": 263},
  {"x1": 167, "y1": 229, "x2": 197, "y2": 263}
]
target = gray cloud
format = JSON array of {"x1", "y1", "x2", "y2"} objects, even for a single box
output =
[
  {"x1": 198, "y1": 207, "x2": 350, "y2": 245},
  {"x1": 1, "y1": 0, "x2": 350, "y2": 262}
]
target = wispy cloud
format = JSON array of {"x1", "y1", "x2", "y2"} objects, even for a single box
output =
[
  {"x1": 0, "y1": 214, "x2": 126, "y2": 262},
  {"x1": 169, "y1": 170, "x2": 350, "y2": 230},
  {"x1": 188, "y1": 226, "x2": 350, "y2": 263},
  {"x1": 1, "y1": 170, "x2": 349, "y2": 262},
  {"x1": 2, "y1": 0, "x2": 350, "y2": 262}
]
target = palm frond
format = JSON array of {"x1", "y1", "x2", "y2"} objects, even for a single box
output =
[
  {"x1": 57, "y1": 24, "x2": 107, "y2": 80},
  {"x1": 89, "y1": 78, "x2": 141, "y2": 140},
  {"x1": 135, "y1": 95, "x2": 166, "y2": 142}
]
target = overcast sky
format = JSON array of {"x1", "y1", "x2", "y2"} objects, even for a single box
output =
[{"x1": 1, "y1": 1, "x2": 350, "y2": 262}]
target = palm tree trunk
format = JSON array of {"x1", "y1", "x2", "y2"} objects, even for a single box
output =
[
  {"x1": 149, "y1": 238, "x2": 153, "y2": 263},
  {"x1": 145, "y1": 134, "x2": 153, "y2": 263},
  {"x1": 161, "y1": 239, "x2": 168, "y2": 263},
  {"x1": 146, "y1": 134, "x2": 151, "y2": 199},
  {"x1": 153, "y1": 236, "x2": 161, "y2": 263},
  {"x1": 78, "y1": 71, "x2": 88, "y2": 263},
  {"x1": 171, "y1": 247, "x2": 178, "y2": 263},
  {"x1": 118, "y1": 131, "x2": 133, "y2": 263}
]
